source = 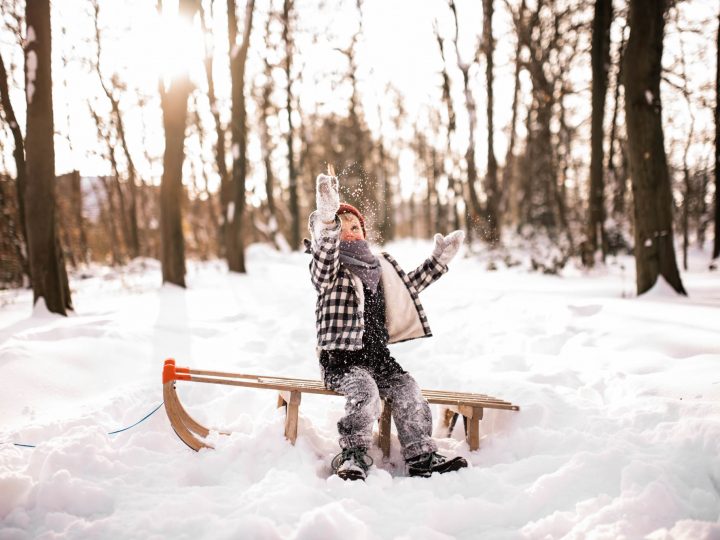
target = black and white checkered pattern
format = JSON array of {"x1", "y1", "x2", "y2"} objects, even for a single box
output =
[{"x1": 308, "y1": 212, "x2": 448, "y2": 351}]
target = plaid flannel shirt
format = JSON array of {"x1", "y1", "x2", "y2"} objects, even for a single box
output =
[{"x1": 307, "y1": 212, "x2": 448, "y2": 351}]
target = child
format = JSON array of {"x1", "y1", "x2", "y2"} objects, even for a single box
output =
[{"x1": 306, "y1": 173, "x2": 468, "y2": 481}]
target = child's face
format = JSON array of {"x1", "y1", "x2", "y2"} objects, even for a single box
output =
[{"x1": 339, "y1": 213, "x2": 365, "y2": 242}]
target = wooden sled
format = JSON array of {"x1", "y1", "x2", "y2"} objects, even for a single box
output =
[{"x1": 162, "y1": 358, "x2": 520, "y2": 454}]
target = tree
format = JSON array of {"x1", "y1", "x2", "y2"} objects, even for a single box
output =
[
  {"x1": 0, "y1": 51, "x2": 30, "y2": 280},
  {"x1": 448, "y1": 0, "x2": 482, "y2": 234},
  {"x1": 159, "y1": 0, "x2": 199, "y2": 286},
  {"x1": 433, "y1": 23, "x2": 461, "y2": 232},
  {"x1": 585, "y1": 0, "x2": 613, "y2": 266},
  {"x1": 281, "y1": 0, "x2": 299, "y2": 250},
  {"x1": 89, "y1": 104, "x2": 128, "y2": 265},
  {"x1": 200, "y1": 0, "x2": 229, "y2": 256},
  {"x1": 91, "y1": 0, "x2": 140, "y2": 259},
  {"x1": 607, "y1": 24, "x2": 628, "y2": 222},
  {"x1": 333, "y1": 0, "x2": 376, "y2": 225},
  {"x1": 714, "y1": 9, "x2": 720, "y2": 261},
  {"x1": 24, "y1": 0, "x2": 72, "y2": 313},
  {"x1": 515, "y1": 0, "x2": 568, "y2": 233},
  {"x1": 623, "y1": 0, "x2": 686, "y2": 295},
  {"x1": 226, "y1": 0, "x2": 256, "y2": 272},
  {"x1": 256, "y1": 7, "x2": 287, "y2": 250},
  {"x1": 482, "y1": 0, "x2": 500, "y2": 245},
  {"x1": 501, "y1": 0, "x2": 526, "y2": 231}
]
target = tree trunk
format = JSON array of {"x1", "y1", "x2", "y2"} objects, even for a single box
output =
[
  {"x1": 623, "y1": 0, "x2": 686, "y2": 295},
  {"x1": 449, "y1": 0, "x2": 482, "y2": 230},
  {"x1": 426, "y1": 147, "x2": 435, "y2": 238},
  {"x1": 258, "y1": 13, "x2": 277, "y2": 221},
  {"x1": 111, "y1": 102, "x2": 140, "y2": 259},
  {"x1": 585, "y1": 0, "x2": 613, "y2": 266},
  {"x1": 24, "y1": 0, "x2": 72, "y2": 313},
  {"x1": 282, "y1": 0, "x2": 299, "y2": 250},
  {"x1": 226, "y1": 0, "x2": 255, "y2": 272},
  {"x1": 70, "y1": 170, "x2": 88, "y2": 263},
  {"x1": 714, "y1": 10, "x2": 720, "y2": 260},
  {"x1": 0, "y1": 180, "x2": 26, "y2": 287},
  {"x1": 461, "y1": 71, "x2": 482, "y2": 227},
  {"x1": 502, "y1": 0, "x2": 526, "y2": 231},
  {"x1": 482, "y1": 0, "x2": 500, "y2": 245},
  {"x1": 159, "y1": 0, "x2": 199, "y2": 286},
  {"x1": 527, "y1": 91, "x2": 556, "y2": 228},
  {"x1": 92, "y1": 0, "x2": 140, "y2": 259},
  {"x1": 90, "y1": 107, "x2": 127, "y2": 262},
  {"x1": 556, "y1": 88, "x2": 575, "y2": 250},
  {"x1": 159, "y1": 80, "x2": 189, "y2": 285},
  {"x1": 200, "y1": 0, "x2": 229, "y2": 257},
  {"x1": 520, "y1": 2, "x2": 559, "y2": 231},
  {"x1": 0, "y1": 51, "x2": 30, "y2": 281},
  {"x1": 697, "y1": 165, "x2": 709, "y2": 248},
  {"x1": 432, "y1": 146, "x2": 442, "y2": 234},
  {"x1": 378, "y1": 137, "x2": 394, "y2": 243},
  {"x1": 682, "y1": 157, "x2": 690, "y2": 271},
  {"x1": 676, "y1": 11, "x2": 695, "y2": 273},
  {"x1": 608, "y1": 26, "x2": 627, "y2": 219},
  {"x1": 191, "y1": 102, "x2": 220, "y2": 257},
  {"x1": 433, "y1": 25, "x2": 459, "y2": 235},
  {"x1": 99, "y1": 176, "x2": 123, "y2": 265}
]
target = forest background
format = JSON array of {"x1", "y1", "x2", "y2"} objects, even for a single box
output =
[{"x1": 0, "y1": 0, "x2": 718, "y2": 314}]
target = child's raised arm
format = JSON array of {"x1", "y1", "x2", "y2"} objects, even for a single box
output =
[
  {"x1": 308, "y1": 174, "x2": 342, "y2": 291},
  {"x1": 406, "y1": 230, "x2": 464, "y2": 293}
]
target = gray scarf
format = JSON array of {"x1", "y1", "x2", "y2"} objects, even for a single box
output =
[{"x1": 339, "y1": 240, "x2": 382, "y2": 294}]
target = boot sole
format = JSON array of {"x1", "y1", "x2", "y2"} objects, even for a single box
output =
[
  {"x1": 409, "y1": 456, "x2": 469, "y2": 478},
  {"x1": 337, "y1": 470, "x2": 366, "y2": 481}
]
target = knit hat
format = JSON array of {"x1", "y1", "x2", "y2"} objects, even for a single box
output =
[{"x1": 337, "y1": 203, "x2": 366, "y2": 237}]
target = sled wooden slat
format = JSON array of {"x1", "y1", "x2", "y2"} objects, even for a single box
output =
[{"x1": 162, "y1": 359, "x2": 519, "y2": 454}]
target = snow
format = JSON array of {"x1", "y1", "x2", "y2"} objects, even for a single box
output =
[
  {"x1": 226, "y1": 201, "x2": 235, "y2": 222},
  {"x1": 1, "y1": 242, "x2": 719, "y2": 539},
  {"x1": 25, "y1": 51, "x2": 37, "y2": 106},
  {"x1": 24, "y1": 23, "x2": 39, "y2": 107}
]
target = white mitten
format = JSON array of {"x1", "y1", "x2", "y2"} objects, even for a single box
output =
[
  {"x1": 316, "y1": 174, "x2": 340, "y2": 222},
  {"x1": 432, "y1": 230, "x2": 465, "y2": 265}
]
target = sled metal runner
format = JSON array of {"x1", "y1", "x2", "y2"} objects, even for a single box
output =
[{"x1": 162, "y1": 359, "x2": 520, "y2": 454}]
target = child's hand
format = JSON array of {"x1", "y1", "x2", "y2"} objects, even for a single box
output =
[
  {"x1": 316, "y1": 174, "x2": 340, "y2": 222},
  {"x1": 432, "y1": 230, "x2": 465, "y2": 265}
]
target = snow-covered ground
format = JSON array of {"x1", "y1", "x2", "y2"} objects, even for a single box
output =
[{"x1": 1, "y1": 241, "x2": 719, "y2": 540}]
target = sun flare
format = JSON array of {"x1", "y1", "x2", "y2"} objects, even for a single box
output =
[{"x1": 126, "y1": 5, "x2": 207, "y2": 91}]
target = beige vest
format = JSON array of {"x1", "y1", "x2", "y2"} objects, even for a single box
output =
[{"x1": 349, "y1": 256, "x2": 425, "y2": 344}]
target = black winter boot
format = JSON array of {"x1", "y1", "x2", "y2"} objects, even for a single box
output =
[
  {"x1": 407, "y1": 452, "x2": 468, "y2": 477},
  {"x1": 331, "y1": 448, "x2": 374, "y2": 481}
]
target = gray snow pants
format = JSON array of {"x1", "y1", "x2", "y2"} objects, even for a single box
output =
[{"x1": 325, "y1": 366, "x2": 438, "y2": 460}]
